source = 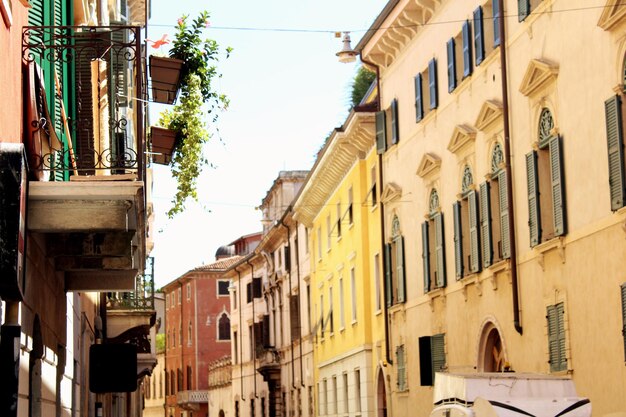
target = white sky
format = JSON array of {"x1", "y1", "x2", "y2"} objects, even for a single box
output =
[{"x1": 148, "y1": 0, "x2": 387, "y2": 288}]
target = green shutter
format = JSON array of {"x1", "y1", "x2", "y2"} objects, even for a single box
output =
[
  {"x1": 605, "y1": 95, "x2": 625, "y2": 211},
  {"x1": 110, "y1": 26, "x2": 130, "y2": 108},
  {"x1": 468, "y1": 190, "x2": 481, "y2": 273},
  {"x1": 621, "y1": 283, "x2": 626, "y2": 361},
  {"x1": 453, "y1": 201, "x2": 463, "y2": 279},
  {"x1": 391, "y1": 99, "x2": 399, "y2": 145},
  {"x1": 547, "y1": 303, "x2": 566, "y2": 372},
  {"x1": 431, "y1": 334, "x2": 446, "y2": 381},
  {"x1": 447, "y1": 38, "x2": 456, "y2": 92},
  {"x1": 474, "y1": 6, "x2": 485, "y2": 66},
  {"x1": 479, "y1": 182, "x2": 493, "y2": 268},
  {"x1": 549, "y1": 136, "x2": 567, "y2": 236},
  {"x1": 526, "y1": 151, "x2": 541, "y2": 247},
  {"x1": 498, "y1": 170, "x2": 510, "y2": 259},
  {"x1": 396, "y1": 236, "x2": 406, "y2": 303},
  {"x1": 396, "y1": 345, "x2": 406, "y2": 390},
  {"x1": 376, "y1": 110, "x2": 387, "y2": 154},
  {"x1": 462, "y1": 20, "x2": 472, "y2": 78},
  {"x1": 429, "y1": 59, "x2": 438, "y2": 110},
  {"x1": 415, "y1": 73, "x2": 423, "y2": 122},
  {"x1": 422, "y1": 221, "x2": 430, "y2": 294},
  {"x1": 492, "y1": 0, "x2": 501, "y2": 46},
  {"x1": 518, "y1": 0, "x2": 530, "y2": 22},
  {"x1": 384, "y1": 243, "x2": 392, "y2": 306},
  {"x1": 434, "y1": 213, "x2": 446, "y2": 288}
]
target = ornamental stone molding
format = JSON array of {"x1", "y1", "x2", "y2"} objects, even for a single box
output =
[{"x1": 519, "y1": 59, "x2": 559, "y2": 98}]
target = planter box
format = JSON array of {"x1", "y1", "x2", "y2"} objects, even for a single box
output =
[
  {"x1": 149, "y1": 55, "x2": 184, "y2": 104},
  {"x1": 150, "y1": 126, "x2": 177, "y2": 165}
]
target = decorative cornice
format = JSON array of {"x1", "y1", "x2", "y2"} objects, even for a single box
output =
[
  {"x1": 416, "y1": 153, "x2": 441, "y2": 178},
  {"x1": 475, "y1": 100, "x2": 503, "y2": 131},
  {"x1": 447, "y1": 124, "x2": 477, "y2": 154},
  {"x1": 597, "y1": 1, "x2": 626, "y2": 30},
  {"x1": 519, "y1": 59, "x2": 559, "y2": 98}
]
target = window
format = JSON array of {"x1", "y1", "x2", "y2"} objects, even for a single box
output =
[
  {"x1": 179, "y1": 323, "x2": 182, "y2": 345},
  {"x1": 339, "y1": 277, "x2": 345, "y2": 329},
  {"x1": 446, "y1": 27, "x2": 468, "y2": 92},
  {"x1": 186, "y1": 365, "x2": 192, "y2": 390},
  {"x1": 284, "y1": 244, "x2": 291, "y2": 272},
  {"x1": 415, "y1": 59, "x2": 438, "y2": 122},
  {"x1": 473, "y1": 1, "x2": 498, "y2": 63},
  {"x1": 473, "y1": 6, "x2": 485, "y2": 65},
  {"x1": 384, "y1": 215, "x2": 406, "y2": 306},
  {"x1": 290, "y1": 294, "x2": 301, "y2": 341},
  {"x1": 328, "y1": 287, "x2": 334, "y2": 334},
  {"x1": 178, "y1": 288, "x2": 181, "y2": 304},
  {"x1": 165, "y1": 371, "x2": 169, "y2": 396},
  {"x1": 218, "y1": 312, "x2": 230, "y2": 341},
  {"x1": 326, "y1": 215, "x2": 331, "y2": 249},
  {"x1": 518, "y1": 0, "x2": 543, "y2": 22},
  {"x1": 166, "y1": 294, "x2": 169, "y2": 309},
  {"x1": 233, "y1": 331, "x2": 238, "y2": 364},
  {"x1": 235, "y1": 401, "x2": 239, "y2": 417},
  {"x1": 343, "y1": 373, "x2": 349, "y2": 413},
  {"x1": 354, "y1": 369, "x2": 361, "y2": 412},
  {"x1": 305, "y1": 227, "x2": 309, "y2": 254},
  {"x1": 419, "y1": 334, "x2": 446, "y2": 386},
  {"x1": 492, "y1": 0, "x2": 501, "y2": 46},
  {"x1": 336, "y1": 202, "x2": 342, "y2": 238},
  {"x1": 350, "y1": 268, "x2": 357, "y2": 322},
  {"x1": 526, "y1": 108, "x2": 567, "y2": 246},
  {"x1": 332, "y1": 376, "x2": 338, "y2": 414},
  {"x1": 319, "y1": 294, "x2": 324, "y2": 338},
  {"x1": 547, "y1": 303, "x2": 567, "y2": 372},
  {"x1": 370, "y1": 166, "x2": 378, "y2": 207},
  {"x1": 186, "y1": 283, "x2": 191, "y2": 300},
  {"x1": 217, "y1": 280, "x2": 230, "y2": 296},
  {"x1": 605, "y1": 94, "x2": 626, "y2": 210},
  {"x1": 250, "y1": 399, "x2": 255, "y2": 417},
  {"x1": 423, "y1": 189, "x2": 446, "y2": 292},
  {"x1": 177, "y1": 368, "x2": 183, "y2": 391},
  {"x1": 187, "y1": 321, "x2": 192, "y2": 346},
  {"x1": 453, "y1": 165, "x2": 481, "y2": 279},
  {"x1": 347, "y1": 187, "x2": 354, "y2": 225},
  {"x1": 396, "y1": 345, "x2": 407, "y2": 391},
  {"x1": 621, "y1": 284, "x2": 626, "y2": 360},
  {"x1": 374, "y1": 254, "x2": 381, "y2": 312},
  {"x1": 322, "y1": 379, "x2": 328, "y2": 415},
  {"x1": 480, "y1": 143, "x2": 510, "y2": 267},
  {"x1": 376, "y1": 99, "x2": 400, "y2": 153}
]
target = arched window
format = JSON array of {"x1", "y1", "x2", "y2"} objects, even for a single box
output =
[
  {"x1": 218, "y1": 312, "x2": 230, "y2": 341},
  {"x1": 453, "y1": 165, "x2": 481, "y2": 278},
  {"x1": 526, "y1": 108, "x2": 566, "y2": 246},
  {"x1": 384, "y1": 215, "x2": 406, "y2": 306},
  {"x1": 422, "y1": 189, "x2": 446, "y2": 292},
  {"x1": 478, "y1": 322, "x2": 506, "y2": 372}
]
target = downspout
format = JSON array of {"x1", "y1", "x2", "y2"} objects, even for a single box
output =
[
  {"x1": 245, "y1": 259, "x2": 259, "y2": 399},
  {"x1": 279, "y1": 211, "x2": 296, "y2": 390},
  {"x1": 361, "y1": 55, "x2": 393, "y2": 365},
  {"x1": 498, "y1": 0, "x2": 522, "y2": 335},
  {"x1": 235, "y1": 265, "x2": 245, "y2": 401},
  {"x1": 294, "y1": 221, "x2": 305, "y2": 388}
]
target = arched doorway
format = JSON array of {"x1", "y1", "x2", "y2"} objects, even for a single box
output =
[
  {"x1": 478, "y1": 321, "x2": 506, "y2": 372},
  {"x1": 376, "y1": 369, "x2": 387, "y2": 417}
]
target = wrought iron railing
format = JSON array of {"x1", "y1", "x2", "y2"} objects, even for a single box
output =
[
  {"x1": 22, "y1": 25, "x2": 145, "y2": 180},
  {"x1": 107, "y1": 257, "x2": 154, "y2": 310}
]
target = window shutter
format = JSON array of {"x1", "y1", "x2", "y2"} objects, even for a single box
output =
[
  {"x1": 396, "y1": 236, "x2": 406, "y2": 303},
  {"x1": 518, "y1": 0, "x2": 530, "y2": 21},
  {"x1": 396, "y1": 345, "x2": 406, "y2": 390},
  {"x1": 462, "y1": 20, "x2": 473, "y2": 78},
  {"x1": 621, "y1": 283, "x2": 626, "y2": 360},
  {"x1": 384, "y1": 243, "x2": 393, "y2": 306},
  {"x1": 391, "y1": 98, "x2": 399, "y2": 145},
  {"x1": 254, "y1": 322, "x2": 263, "y2": 353},
  {"x1": 284, "y1": 245, "x2": 291, "y2": 272},
  {"x1": 422, "y1": 221, "x2": 430, "y2": 293},
  {"x1": 498, "y1": 170, "x2": 510, "y2": 258},
  {"x1": 492, "y1": 0, "x2": 501, "y2": 46},
  {"x1": 262, "y1": 315, "x2": 271, "y2": 348},
  {"x1": 376, "y1": 111, "x2": 387, "y2": 154},
  {"x1": 431, "y1": 334, "x2": 446, "y2": 377},
  {"x1": 447, "y1": 38, "x2": 456, "y2": 92},
  {"x1": 606, "y1": 95, "x2": 626, "y2": 211},
  {"x1": 290, "y1": 295, "x2": 301, "y2": 341},
  {"x1": 479, "y1": 182, "x2": 493, "y2": 268},
  {"x1": 415, "y1": 73, "x2": 424, "y2": 122},
  {"x1": 526, "y1": 151, "x2": 541, "y2": 247},
  {"x1": 453, "y1": 201, "x2": 464, "y2": 279},
  {"x1": 253, "y1": 277, "x2": 262, "y2": 298},
  {"x1": 468, "y1": 190, "x2": 481, "y2": 273},
  {"x1": 474, "y1": 6, "x2": 485, "y2": 66},
  {"x1": 429, "y1": 59, "x2": 438, "y2": 110},
  {"x1": 434, "y1": 213, "x2": 446, "y2": 288},
  {"x1": 110, "y1": 26, "x2": 129, "y2": 108},
  {"x1": 549, "y1": 136, "x2": 567, "y2": 236},
  {"x1": 418, "y1": 336, "x2": 434, "y2": 386},
  {"x1": 547, "y1": 303, "x2": 566, "y2": 372},
  {"x1": 246, "y1": 282, "x2": 253, "y2": 303}
]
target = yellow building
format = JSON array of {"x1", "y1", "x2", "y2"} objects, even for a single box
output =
[{"x1": 353, "y1": 0, "x2": 626, "y2": 415}]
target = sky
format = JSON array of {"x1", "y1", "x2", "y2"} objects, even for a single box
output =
[{"x1": 147, "y1": 0, "x2": 388, "y2": 289}]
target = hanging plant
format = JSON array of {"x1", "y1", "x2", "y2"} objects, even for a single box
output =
[{"x1": 157, "y1": 11, "x2": 231, "y2": 218}]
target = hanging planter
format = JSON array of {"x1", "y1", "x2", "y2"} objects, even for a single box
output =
[
  {"x1": 149, "y1": 55, "x2": 184, "y2": 104},
  {"x1": 150, "y1": 126, "x2": 177, "y2": 165}
]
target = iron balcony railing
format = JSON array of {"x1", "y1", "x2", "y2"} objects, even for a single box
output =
[
  {"x1": 107, "y1": 257, "x2": 154, "y2": 310},
  {"x1": 22, "y1": 25, "x2": 146, "y2": 181}
]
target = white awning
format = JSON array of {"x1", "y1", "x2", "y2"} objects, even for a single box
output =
[{"x1": 472, "y1": 397, "x2": 591, "y2": 417}]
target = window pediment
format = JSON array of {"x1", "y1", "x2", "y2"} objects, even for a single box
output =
[
  {"x1": 519, "y1": 59, "x2": 559, "y2": 97},
  {"x1": 475, "y1": 100, "x2": 503, "y2": 131},
  {"x1": 416, "y1": 153, "x2": 441, "y2": 178},
  {"x1": 447, "y1": 124, "x2": 477, "y2": 154},
  {"x1": 598, "y1": 1, "x2": 626, "y2": 30},
  {"x1": 381, "y1": 182, "x2": 402, "y2": 204}
]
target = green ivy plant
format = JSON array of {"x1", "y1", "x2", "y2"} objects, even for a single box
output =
[{"x1": 158, "y1": 11, "x2": 231, "y2": 217}]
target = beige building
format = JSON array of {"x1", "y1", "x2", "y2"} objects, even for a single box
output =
[{"x1": 350, "y1": 0, "x2": 626, "y2": 415}]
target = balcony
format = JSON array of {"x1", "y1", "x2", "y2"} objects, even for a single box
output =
[
  {"x1": 22, "y1": 25, "x2": 148, "y2": 291},
  {"x1": 177, "y1": 390, "x2": 208, "y2": 411}
]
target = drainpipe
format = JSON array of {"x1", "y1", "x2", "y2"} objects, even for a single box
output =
[
  {"x1": 235, "y1": 265, "x2": 245, "y2": 401},
  {"x1": 279, "y1": 211, "x2": 297, "y2": 390},
  {"x1": 497, "y1": 0, "x2": 522, "y2": 335},
  {"x1": 294, "y1": 221, "x2": 305, "y2": 388},
  {"x1": 245, "y1": 259, "x2": 259, "y2": 398}
]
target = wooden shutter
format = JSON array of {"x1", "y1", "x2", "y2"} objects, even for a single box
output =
[
  {"x1": 518, "y1": 0, "x2": 530, "y2": 21},
  {"x1": 422, "y1": 221, "x2": 430, "y2": 293},
  {"x1": 376, "y1": 110, "x2": 386, "y2": 154},
  {"x1": 391, "y1": 98, "x2": 399, "y2": 145},
  {"x1": 498, "y1": 170, "x2": 510, "y2": 258},
  {"x1": 479, "y1": 182, "x2": 493, "y2": 268},
  {"x1": 429, "y1": 59, "x2": 438, "y2": 110},
  {"x1": 434, "y1": 213, "x2": 446, "y2": 288},
  {"x1": 246, "y1": 282, "x2": 252, "y2": 303},
  {"x1": 396, "y1": 236, "x2": 406, "y2": 303},
  {"x1": 290, "y1": 295, "x2": 300, "y2": 341},
  {"x1": 621, "y1": 283, "x2": 626, "y2": 360},
  {"x1": 547, "y1": 303, "x2": 566, "y2": 372},
  {"x1": 526, "y1": 151, "x2": 541, "y2": 247},
  {"x1": 605, "y1": 95, "x2": 626, "y2": 211},
  {"x1": 418, "y1": 336, "x2": 434, "y2": 386},
  {"x1": 253, "y1": 277, "x2": 262, "y2": 298},
  {"x1": 453, "y1": 201, "x2": 464, "y2": 279},
  {"x1": 414, "y1": 73, "x2": 423, "y2": 122},
  {"x1": 262, "y1": 315, "x2": 271, "y2": 348},
  {"x1": 549, "y1": 136, "x2": 567, "y2": 236},
  {"x1": 284, "y1": 245, "x2": 291, "y2": 272},
  {"x1": 110, "y1": 26, "x2": 129, "y2": 108},
  {"x1": 492, "y1": 0, "x2": 501, "y2": 46},
  {"x1": 447, "y1": 38, "x2": 456, "y2": 92},
  {"x1": 468, "y1": 190, "x2": 481, "y2": 273},
  {"x1": 431, "y1": 334, "x2": 446, "y2": 376},
  {"x1": 384, "y1": 243, "x2": 393, "y2": 306},
  {"x1": 474, "y1": 6, "x2": 485, "y2": 66},
  {"x1": 462, "y1": 20, "x2": 472, "y2": 78}
]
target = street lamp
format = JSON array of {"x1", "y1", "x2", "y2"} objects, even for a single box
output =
[{"x1": 335, "y1": 32, "x2": 358, "y2": 63}]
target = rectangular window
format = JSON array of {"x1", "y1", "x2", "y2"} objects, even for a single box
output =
[
  {"x1": 326, "y1": 215, "x2": 331, "y2": 249},
  {"x1": 339, "y1": 277, "x2": 345, "y2": 329},
  {"x1": 370, "y1": 166, "x2": 378, "y2": 207},
  {"x1": 235, "y1": 401, "x2": 239, "y2": 417},
  {"x1": 396, "y1": 345, "x2": 407, "y2": 391},
  {"x1": 253, "y1": 277, "x2": 262, "y2": 298},
  {"x1": 428, "y1": 58, "x2": 438, "y2": 110},
  {"x1": 323, "y1": 379, "x2": 328, "y2": 415},
  {"x1": 233, "y1": 331, "x2": 238, "y2": 364},
  {"x1": 250, "y1": 399, "x2": 255, "y2": 417},
  {"x1": 233, "y1": 288, "x2": 238, "y2": 309},
  {"x1": 453, "y1": 190, "x2": 481, "y2": 279},
  {"x1": 422, "y1": 213, "x2": 446, "y2": 293},
  {"x1": 374, "y1": 253, "x2": 381, "y2": 312},
  {"x1": 447, "y1": 37, "x2": 456, "y2": 92},
  {"x1": 384, "y1": 235, "x2": 406, "y2": 305},
  {"x1": 290, "y1": 294, "x2": 301, "y2": 341},
  {"x1": 493, "y1": 0, "x2": 501, "y2": 46},
  {"x1": 336, "y1": 202, "x2": 342, "y2": 238},
  {"x1": 320, "y1": 294, "x2": 324, "y2": 338},
  {"x1": 605, "y1": 95, "x2": 626, "y2": 210},
  {"x1": 473, "y1": 6, "x2": 485, "y2": 65},
  {"x1": 329, "y1": 287, "x2": 334, "y2": 334},
  {"x1": 305, "y1": 227, "x2": 310, "y2": 254},
  {"x1": 247, "y1": 282, "x2": 253, "y2": 303},
  {"x1": 414, "y1": 72, "x2": 423, "y2": 122},
  {"x1": 166, "y1": 294, "x2": 169, "y2": 309},
  {"x1": 419, "y1": 334, "x2": 446, "y2": 386},
  {"x1": 343, "y1": 373, "x2": 349, "y2": 413},
  {"x1": 462, "y1": 20, "x2": 473, "y2": 78},
  {"x1": 350, "y1": 268, "x2": 357, "y2": 322},
  {"x1": 376, "y1": 110, "x2": 387, "y2": 154},
  {"x1": 332, "y1": 376, "x2": 338, "y2": 414},
  {"x1": 186, "y1": 283, "x2": 191, "y2": 300},
  {"x1": 547, "y1": 303, "x2": 567, "y2": 372},
  {"x1": 178, "y1": 288, "x2": 181, "y2": 304},
  {"x1": 354, "y1": 369, "x2": 361, "y2": 412},
  {"x1": 390, "y1": 98, "x2": 399, "y2": 145},
  {"x1": 347, "y1": 187, "x2": 354, "y2": 225},
  {"x1": 218, "y1": 280, "x2": 230, "y2": 296}
]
